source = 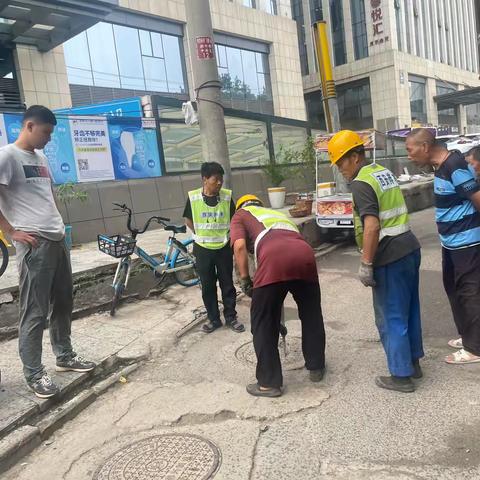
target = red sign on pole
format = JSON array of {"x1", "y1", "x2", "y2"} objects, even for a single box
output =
[{"x1": 196, "y1": 36, "x2": 215, "y2": 60}]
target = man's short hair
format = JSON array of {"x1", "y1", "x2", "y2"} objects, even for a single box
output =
[
  {"x1": 406, "y1": 128, "x2": 436, "y2": 146},
  {"x1": 22, "y1": 105, "x2": 57, "y2": 126},
  {"x1": 201, "y1": 162, "x2": 224, "y2": 178},
  {"x1": 467, "y1": 146, "x2": 480, "y2": 161}
]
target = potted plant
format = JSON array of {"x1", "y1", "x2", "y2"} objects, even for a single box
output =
[
  {"x1": 56, "y1": 182, "x2": 88, "y2": 249},
  {"x1": 262, "y1": 145, "x2": 293, "y2": 209}
]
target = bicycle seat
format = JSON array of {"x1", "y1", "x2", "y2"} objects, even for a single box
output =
[{"x1": 164, "y1": 224, "x2": 187, "y2": 234}]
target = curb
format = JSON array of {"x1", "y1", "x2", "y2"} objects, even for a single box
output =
[{"x1": 0, "y1": 362, "x2": 141, "y2": 475}]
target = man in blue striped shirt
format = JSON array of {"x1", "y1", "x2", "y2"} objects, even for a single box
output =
[{"x1": 406, "y1": 128, "x2": 480, "y2": 365}]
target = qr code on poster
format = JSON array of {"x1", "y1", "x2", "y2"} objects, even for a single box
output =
[{"x1": 78, "y1": 159, "x2": 89, "y2": 171}]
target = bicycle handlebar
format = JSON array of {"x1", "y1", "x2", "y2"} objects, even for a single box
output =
[{"x1": 111, "y1": 203, "x2": 171, "y2": 236}]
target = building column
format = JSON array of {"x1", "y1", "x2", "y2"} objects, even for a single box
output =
[{"x1": 425, "y1": 77, "x2": 438, "y2": 126}]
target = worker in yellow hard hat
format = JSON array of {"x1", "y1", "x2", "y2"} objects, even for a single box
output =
[
  {"x1": 230, "y1": 194, "x2": 326, "y2": 398},
  {"x1": 328, "y1": 130, "x2": 423, "y2": 393}
]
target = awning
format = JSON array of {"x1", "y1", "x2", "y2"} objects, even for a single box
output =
[
  {"x1": 0, "y1": 0, "x2": 118, "y2": 52},
  {"x1": 434, "y1": 86, "x2": 480, "y2": 109}
]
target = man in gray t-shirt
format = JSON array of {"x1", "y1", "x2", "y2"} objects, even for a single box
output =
[{"x1": 0, "y1": 105, "x2": 95, "y2": 399}]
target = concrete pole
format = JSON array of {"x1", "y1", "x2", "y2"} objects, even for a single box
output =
[{"x1": 184, "y1": 0, "x2": 232, "y2": 188}]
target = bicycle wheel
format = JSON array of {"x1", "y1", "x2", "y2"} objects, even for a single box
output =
[
  {"x1": 173, "y1": 243, "x2": 199, "y2": 287},
  {"x1": 110, "y1": 260, "x2": 128, "y2": 316},
  {"x1": 0, "y1": 239, "x2": 8, "y2": 278}
]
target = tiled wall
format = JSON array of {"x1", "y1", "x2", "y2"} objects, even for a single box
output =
[
  {"x1": 61, "y1": 167, "x2": 325, "y2": 244},
  {"x1": 14, "y1": 45, "x2": 71, "y2": 110}
]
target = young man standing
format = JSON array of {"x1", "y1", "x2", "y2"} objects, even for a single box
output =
[
  {"x1": 328, "y1": 130, "x2": 424, "y2": 393},
  {"x1": 407, "y1": 128, "x2": 480, "y2": 365},
  {"x1": 0, "y1": 105, "x2": 95, "y2": 398},
  {"x1": 184, "y1": 162, "x2": 244, "y2": 333}
]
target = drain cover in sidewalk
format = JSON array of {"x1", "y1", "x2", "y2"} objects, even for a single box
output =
[
  {"x1": 94, "y1": 434, "x2": 221, "y2": 480},
  {"x1": 235, "y1": 336, "x2": 305, "y2": 371}
]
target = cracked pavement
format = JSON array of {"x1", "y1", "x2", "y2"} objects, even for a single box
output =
[{"x1": 4, "y1": 208, "x2": 480, "y2": 479}]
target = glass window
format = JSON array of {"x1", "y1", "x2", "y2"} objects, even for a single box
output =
[
  {"x1": 409, "y1": 75, "x2": 427, "y2": 124},
  {"x1": 113, "y1": 25, "x2": 145, "y2": 90},
  {"x1": 262, "y1": 0, "x2": 277, "y2": 14},
  {"x1": 395, "y1": 0, "x2": 402, "y2": 51},
  {"x1": 162, "y1": 34, "x2": 185, "y2": 93},
  {"x1": 226, "y1": 116, "x2": 269, "y2": 168},
  {"x1": 242, "y1": 0, "x2": 254, "y2": 6},
  {"x1": 217, "y1": 43, "x2": 273, "y2": 114},
  {"x1": 350, "y1": 0, "x2": 368, "y2": 60},
  {"x1": 404, "y1": 0, "x2": 412, "y2": 53},
  {"x1": 161, "y1": 123, "x2": 203, "y2": 172},
  {"x1": 310, "y1": 0, "x2": 323, "y2": 22},
  {"x1": 292, "y1": 0, "x2": 309, "y2": 76},
  {"x1": 86, "y1": 23, "x2": 120, "y2": 88},
  {"x1": 336, "y1": 78, "x2": 373, "y2": 129},
  {"x1": 329, "y1": 0, "x2": 347, "y2": 66},
  {"x1": 63, "y1": 22, "x2": 186, "y2": 96},
  {"x1": 436, "y1": 82, "x2": 458, "y2": 127},
  {"x1": 143, "y1": 56, "x2": 168, "y2": 92},
  {"x1": 63, "y1": 31, "x2": 93, "y2": 86},
  {"x1": 272, "y1": 123, "x2": 308, "y2": 162}
]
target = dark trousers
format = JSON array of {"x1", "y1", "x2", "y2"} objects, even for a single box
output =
[
  {"x1": 443, "y1": 244, "x2": 480, "y2": 356},
  {"x1": 250, "y1": 280, "x2": 326, "y2": 388},
  {"x1": 372, "y1": 250, "x2": 424, "y2": 377},
  {"x1": 193, "y1": 243, "x2": 237, "y2": 324}
]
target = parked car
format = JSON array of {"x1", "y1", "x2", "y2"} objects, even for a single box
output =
[{"x1": 445, "y1": 136, "x2": 480, "y2": 154}]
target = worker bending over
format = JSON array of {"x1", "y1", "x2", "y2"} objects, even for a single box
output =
[{"x1": 231, "y1": 195, "x2": 326, "y2": 397}]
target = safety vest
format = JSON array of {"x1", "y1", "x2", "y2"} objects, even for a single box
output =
[
  {"x1": 243, "y1": 205, "x2": 299, "y2": 263},
  {"x1": 352, "y1": 163, "x2": 410, "y2": 249},
  {"x1": 189, "y1": 188, "x2": 232, "y2": 250}
]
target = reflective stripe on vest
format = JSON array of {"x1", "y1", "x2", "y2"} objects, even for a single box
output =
[
  {"x1": 243, "y1": 205, "x2": 299, "y2": 264},
  {"x1": 352, "y1": 164, "x2": 410, "y2": 249},
  {"x1": 189, "y1": 187, "x2": 231, "y2": 250}
]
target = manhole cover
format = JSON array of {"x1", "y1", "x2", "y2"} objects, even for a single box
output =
[
  {"x1": 235, "y1": 336, "x2": 305, "y2": 371},
  {"x1": 94, "y1": 434, "x2": 221, "y2": 480}
]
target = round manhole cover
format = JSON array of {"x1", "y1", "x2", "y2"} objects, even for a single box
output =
[
  {"x1": 235, "y1": 336, "x2": 305, "y2": 371},
  {"x1": 94, "y1": 434, "x2": 221, "y2": 480}
]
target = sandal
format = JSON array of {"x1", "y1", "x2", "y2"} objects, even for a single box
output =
[
  {"x1": 202, "y1": 321, "x2": 222, "y2": 334},
  {"x1": 445, "y1": 348, "x2": 480, "y2": 364},
  {"x1": 447, "y1": 338, "x2": 463, "y2": 349},
  {"x1": 226, "y1": 318, "x2": 245, "y2": 333},
  {"x1": 246, "y1": 383, "x2": 282, "y2": 398}
]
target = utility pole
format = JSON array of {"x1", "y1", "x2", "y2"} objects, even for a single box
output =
[
  {"x1": 184, "y1": 0, "x2": 231, "y2": 188},
  {"x1": 313, "y1": 21, "x2": 349, "y2": 193}
]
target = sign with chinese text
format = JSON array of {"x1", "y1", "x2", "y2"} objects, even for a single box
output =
[
  {"x1": 369, "y1": 0, "x2": 389, "y2": 47},
  {"x1": 69, "y1": 117, "x2": 114, "y2": 182},
  {"x1": 196, "y1": 36, "x2": 214, "y2": 60}
]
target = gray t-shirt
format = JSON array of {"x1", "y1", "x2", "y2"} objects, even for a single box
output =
[
  {"x1": 350, "y1": 180, "x2": 420, "y2": 267},
  {"x1": 0, "y1": 143, "x2": 64, "y2": 241}
]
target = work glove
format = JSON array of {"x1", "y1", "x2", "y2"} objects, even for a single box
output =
[
  {"x1": 358, "y1": 261, "x2": 376, "y2": 287},
  {"x1": 240, "y1": 276, "x2": 253, "y2": 298}
]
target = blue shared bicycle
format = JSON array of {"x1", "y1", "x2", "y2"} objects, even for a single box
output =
[{"x1": 98, "y1": 203, "x2": 199, "y2": 315}]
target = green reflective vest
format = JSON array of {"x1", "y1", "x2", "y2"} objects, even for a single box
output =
[
  {"x1": 352, "y1": 163, "x2": 410, "y2": 249},
  {"x1": 243, "y1": 205, "x2": 299, "y2": 262},
  {"x1": 189, "y1": 187, "x2": 232, "y2": 250}
]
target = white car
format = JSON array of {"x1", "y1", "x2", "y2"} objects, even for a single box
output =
[{"x1": 445, "y1": 136, "x2": 480, "y2": 154}]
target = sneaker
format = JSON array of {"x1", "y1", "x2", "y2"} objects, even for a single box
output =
[
  {"x1": 56, "y1": 355, "x2": 96, "y2": 373},
  {"x1": 28, "y1": 374, "x2": 59, "y2": 399}
]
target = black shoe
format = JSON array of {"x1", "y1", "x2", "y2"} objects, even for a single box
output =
[
  {"x1": 375, "y1": 375, "x2": 415, "y2": 393},
  {"x1": 412, "y1": 359, "x2": 423, "y2": 379},
  {"x1": 56, "y1": 355, "x2": 96, "y2": 373},
  {"x1": 246, "y1": 383, "x2": 282, "y2": 398},
  {"x1": 225, "y1": 318, "x2": 245, "y2": 333},
  {"x1": 202, "y1": 321, "x2": 222, "y2": 333},
  {"x1": 309, "y1": 368, "x2": 325, "y2": 382},
  {"x1": 28, "y1": 374, "x2": 59, "y2": 399}
]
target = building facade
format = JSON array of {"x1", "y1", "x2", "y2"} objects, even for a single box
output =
[{"x1": 296, "y1": 0, "x2": 480, "y2": 133}]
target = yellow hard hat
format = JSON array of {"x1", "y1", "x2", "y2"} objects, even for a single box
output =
[
  {"x1": 236, "y1": 194, "x2": 262, "y2": 210},
  {"x1": 327, "y1": 130, "x2": 364, "y2": 165}
]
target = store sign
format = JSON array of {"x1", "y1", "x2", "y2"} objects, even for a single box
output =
[
  {"x1": 196, "y1": 36, "x2": 214, "y2": 60},
  {"x1": 370, "y1": 0, "x2": 389, "y2": 46}
]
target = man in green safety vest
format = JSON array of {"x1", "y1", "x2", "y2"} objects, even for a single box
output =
[
  {"x1": 231, "y1": 194, "x2": 326, "y2": 397},
  {"x1": 328, "y1": 130, "x2": 424, "y2": 393},
  {"x1": 183, "y1": 162, "x2": 244, "y2": 334}
]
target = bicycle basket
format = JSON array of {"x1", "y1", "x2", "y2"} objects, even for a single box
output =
[{"x1": 97, "y1": 234, "x2": 136, "y2": 258}]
